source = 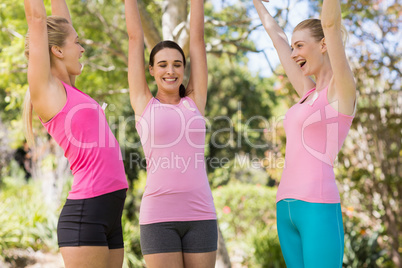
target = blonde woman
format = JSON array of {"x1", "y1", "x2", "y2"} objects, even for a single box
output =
[
  {"x1": 253, "y1": 0, "x2": 356, "y2": 267},
  {"x1": 23, "y1": 0, "x2": 128, "y2": 267}
]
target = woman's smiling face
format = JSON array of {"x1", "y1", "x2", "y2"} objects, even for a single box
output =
[
  {"x1": 149, "y1": 48, "x2": 185, "y2": 93},
  {"x1": 290, "y1": 29, "x2": 324, "y2": 77}
]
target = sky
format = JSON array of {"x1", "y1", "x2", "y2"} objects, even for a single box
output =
[
  {"x1": 246, "y1": 0, "x2": 312, "y2": 77},
  {"x1": 210, "y1": 0, "x2": 312, "y2": 78},
  {"x1": 210, "y1": 0, "x2": 401, "y2": 84}
]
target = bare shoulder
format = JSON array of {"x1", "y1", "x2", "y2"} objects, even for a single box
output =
[
  {"x1": 31, "y1": 77, "x2": 67, "y2": 122},
  {"x1": 186, "y1": 89, "x2": 206, "y2": 116},
  {"x1": 327, "y1": 78, "x2": 356, "y2": 116}
]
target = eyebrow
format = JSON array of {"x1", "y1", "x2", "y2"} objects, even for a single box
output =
[
  {"x1": 292, "y1": 40, "x2": 304, "y2": 46},
  {"x1": 157, "y1": 60, "x2": 183, "y2": 64}
]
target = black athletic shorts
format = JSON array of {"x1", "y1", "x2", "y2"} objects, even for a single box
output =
[
  {"x1": 57, "y1": 189, "x2": 126, "y2": 249},
  {"x1": 140, "y1": 220, "x2": 218, "y2": 255}
]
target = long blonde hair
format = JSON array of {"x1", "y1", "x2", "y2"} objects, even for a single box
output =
[{"x1": 23, "y1": 16, "x2": 70, "y2": 146}]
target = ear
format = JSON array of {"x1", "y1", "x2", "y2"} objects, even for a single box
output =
[
  {"x1": 149, "y1": 65, "x2": 154, "y2": 76},
  {"x1": 320, "y1": 37, "x2": 327, "y2": 53},
  {"x1": 51, "y1": 45, "x2": 64, "y2": 59}
]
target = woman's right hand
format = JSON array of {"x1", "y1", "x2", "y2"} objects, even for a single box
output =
[{"x1": 253, "y1": 0, "x2": 315, "y2": 97}]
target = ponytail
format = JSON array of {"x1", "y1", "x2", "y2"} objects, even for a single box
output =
[
  {"x1": 23, "y1": 89, "x2": 35, "y2": 147},
  {"x1": 179, "y1": 84, "x2": 186, "y2": 98},
  {"x1": 340, "y1": 24, "x2": 348, "y2": 46}
]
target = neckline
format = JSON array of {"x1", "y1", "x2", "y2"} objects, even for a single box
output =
[
  {"x1": 299, "y1": 88, "x2": 316, "y2": 104},
  {"x1": 154, "y1": 96, "x2": 184, "y2": 106},
  {"x1": 299, "y1": 86, "x2": 329, "y2": 104}
]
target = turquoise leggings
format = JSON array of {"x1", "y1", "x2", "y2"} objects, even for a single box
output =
[{"x1": 277, "y1": 199, "x2": 344, "y2": 268}]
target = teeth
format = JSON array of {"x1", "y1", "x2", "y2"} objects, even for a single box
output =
[
  {"x1": 164, "y1": 78, "x2": 176, "y2": 82},
  {"x1": 298, "y1": 60, "x2": 306, "y2": 67}
]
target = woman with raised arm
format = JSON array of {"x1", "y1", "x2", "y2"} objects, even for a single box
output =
[
  {"x1": 254, "y1": 0, "x2": 356, "y2": 267},
  {"x1": 23, "y1": 0, "x2": 128, "y2": 267},
  {"x1": 125, "y1": 0, "x2": 217, "y2": 267}
]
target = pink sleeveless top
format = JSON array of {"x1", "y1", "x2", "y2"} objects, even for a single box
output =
[
  {"x1": 136, "y1": 97, "x2": 216, "y2": 224},
  {"x1": 41, "y1": 81, "x2": 128, "y2": 199},
  {"x1": 276, "y1": 86, "x2": 354, "y2": 203}
]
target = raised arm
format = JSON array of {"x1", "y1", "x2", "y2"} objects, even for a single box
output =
[
  {"x1": 253, "y1": 0, "x2": 315, "y2": 97},
  {"x1": 186, "y1": 0, "x2": 208, "y2": 115},
  {"x1": 321, "y1": 0, "x2": 356, "y2": 115},
  {"x1": 24, "y1": 0, "x2": 52, "y2": 104},
  {"x1": 51, "y1": 0, "x2": 78, "y2": 86},
  {"x1": 51, "y1": 0, "x2": 72, "y2": 24},
  {"x1": 125, "y1": 0, "x2": 152, "y2": 116}
]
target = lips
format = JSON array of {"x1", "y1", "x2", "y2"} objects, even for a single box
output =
[
  {"x1": 163, "y1": 78, "x2": 177, "y2": 82},
  {"x1": 297, "y1": 60, "x2": 306, "y2": 68}
]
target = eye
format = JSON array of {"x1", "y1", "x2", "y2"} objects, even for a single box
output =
[
  {"x1": 297, "y1": 44, "x2": 303, "y2": 48},
  {"x1": 174, "y1": 64, "x2": 182, "y2": 68},
  {"x1": 159, "y1": 64, "x2": 167, "y2": 68}
]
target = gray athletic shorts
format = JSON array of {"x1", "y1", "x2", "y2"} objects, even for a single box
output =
[{"x1": 140, "y1": 220, "x2": 218, "y2": 255}]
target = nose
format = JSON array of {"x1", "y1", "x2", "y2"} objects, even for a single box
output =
[
  {"x1": 290, "y1": 48, "x2": 297, "y2": 60},
  {"x1": 80, "y1": 44, "x2": 85, "y2": 53},
  {"x1": 167, "y1": 64, "x2": 174, "y2": 74}
]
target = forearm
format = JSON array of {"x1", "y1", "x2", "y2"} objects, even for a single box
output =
[
  {"x1": 125, "y1": 0, "x2": 144, "y2": 41},
  {"x1": 321, "y1": 0, "x2": 341, "y2": 28},
  {"x1": 253, "y1": 0, "x2": 314, "y2": 96},
  {"x1": 51, "y1": 0, "x2": 72, "y2": 24},
  {"x1": 190, "y1": 0, "x2": 205, "y2": 43},
  {"x1": 253, "y1": 0, "x2": 294, "y2": 76},
  {"x1": 253, "y1": 0, "x2": 289, "y2": 48},
  {"x1": 24, "y1": 0, "x2": 47, "y2": 22}
]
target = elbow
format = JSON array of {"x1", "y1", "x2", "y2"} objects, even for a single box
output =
[
  {"x1": 321, "y1": 17, "x2": 341, "y2": 29},
  {"x1": 190, "y1": 35, "x2": 205, "y2": 45},
  {"x1": 127, "y1": 32, "x2": 144, "y2": 42},
  {"x1": 25, "y1": 5, "x2": 47, "y2": 22},
  {"x1": 26, "y1": 13, "x2": 47, "y2": 25}
]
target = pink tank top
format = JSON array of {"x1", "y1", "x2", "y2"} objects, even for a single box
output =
[
  {"x1": 136, "y1": 97, "x2": 216, "y2": 224},
  {"x1": 41, "y1": 81, "x2": 128, "y2": 199},
  {"x1": 276, "y1": 86, "x2": 354, "y2": 203}
]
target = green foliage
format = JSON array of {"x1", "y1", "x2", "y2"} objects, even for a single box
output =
[
  {"x1": 0, "y1": 177, "x2": 59, "y2": 254},
  {"x1": 343, "y1": 215, "x2": 394, "y2": 268},
  {"x1": 213, "y1": 183, "x2": 284, "y2": 266},
  {"x1": 121, "y1": 213, "x2": 145, "y2": 268},
  {"x1": 121, "y1": 170, "x2": 147, "y2": 267},
  {"x1": 253, "y1": 226, "x2": 285, "y2": 268},
  {"x1": 205, "y1": 55, "x2": 278, "y2": 174},
  {"x1": 0, "y1": 0, "x2": 27, "y2": 124},
  {"x1": 208, "y1": 155, "x2": 270, "y2": 188}
]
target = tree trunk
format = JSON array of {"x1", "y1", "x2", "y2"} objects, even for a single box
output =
[
  {"x1": 161, "y1": 0, "x2": 187, "y2": 41},
  {"x1": 0, "y1": 118, "x2": 13, "y2": 178},
  {"x1": 31, "y1": 135, "x2": 71, "y2": 210},
  {"x1": 138, "y1": 0, "x2": 161, "y2": 49},
  {"x1": 216, "y1": 224, "x2": 232, "y2": 268}
]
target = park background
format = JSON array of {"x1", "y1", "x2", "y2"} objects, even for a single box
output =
[{"x1": 0, "y1": 0, "x2": 400, "y2": 267}]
